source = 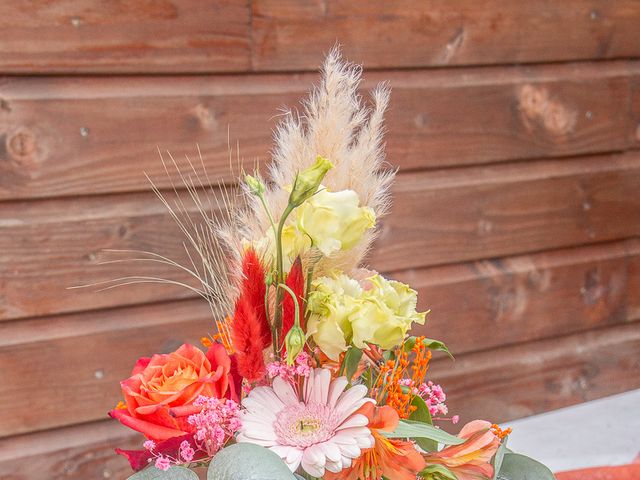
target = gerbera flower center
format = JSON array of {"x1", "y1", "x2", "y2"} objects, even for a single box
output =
[{"x1": 274, "y1": 402, "x2": 340, "y2": 448}]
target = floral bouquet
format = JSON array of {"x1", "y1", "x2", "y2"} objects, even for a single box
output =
[{"x1": 106, "y1": 50, "x2": 555, "y2": 480}]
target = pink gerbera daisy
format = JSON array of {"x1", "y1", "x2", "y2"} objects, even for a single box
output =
[{"x1": 237, "y1": 368, "x2": 374, "y2": 477}]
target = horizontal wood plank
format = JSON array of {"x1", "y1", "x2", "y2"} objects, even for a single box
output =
[
  {"x1": 0, "y1": 0, "x2": 250, "y2": 74},
  {"x1": 2, "y1": 1, "x2": 640, "y2": 74},
  {"x1": 0, "y1": 300, "x2": 211, "y2": 437},
  {"x1": 0, "y1": 191, "x2": 199, "y2": 320},
  {"x1": 372, "y1": 152, "x2": 640, "y2": 272},
  {"x1": 403, "y1": 239, "x2": 640, "y2": 355},
  {"x1": 0, "y1": 61, "x2": 638, "y2": 200},
  {"x1": 2, "y1": 239, "x2": 639, "y2": 437},
  {"x1": 0, "y1": 421, "x2": 139, "y2": 480},
  {"x1": 434, "y1": 322, "x2": 640, "y2": 425},
  {"x1": 252, "y1": 0, "x2": 640, "y2": 71},
  {"x1": 3, "y1": 153, "x2": 640, "y2": 321}
]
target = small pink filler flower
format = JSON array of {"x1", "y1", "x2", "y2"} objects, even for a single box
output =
[{"x1": 238, "y1": 368, "x2": 374, "y2": 477}]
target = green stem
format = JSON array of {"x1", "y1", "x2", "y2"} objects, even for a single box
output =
[
  {"x1": 279, "y1": 283, "x2": 300, "y2": 327},
  {"x1": 272, "y1": 204, "x2": 294, "y2": 358},
  {"x1": 259, "y1": 195, "x2": 278, "y2": 239}
]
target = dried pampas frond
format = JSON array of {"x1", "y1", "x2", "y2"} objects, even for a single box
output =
[{"x1": 246, "y1": 46, "x2": 394, "y2": 272}]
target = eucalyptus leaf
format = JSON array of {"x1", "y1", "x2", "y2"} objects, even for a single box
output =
[
  {"x1": 207, "y1": 443, "x2": 297, "y2": 480},
  {"x1": 408, "y1": 395, "x2": 437, "y2": 452},
  {"x1": 492, "y1": 436, "x2": 509, "y2": 480},
  {"x1": 496, "y1": 452, "x2": 555, "y2": 480},
  {"x1": 383, "y1": 419, "x2": 463, "y2": 445},
  {"x1": 127, "y1": 466, "x2": 199, "y2": 480}
]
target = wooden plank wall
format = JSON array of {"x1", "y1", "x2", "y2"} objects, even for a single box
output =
[{"x1": 1, "y1": 1, "x2": 640, "y2": 478}]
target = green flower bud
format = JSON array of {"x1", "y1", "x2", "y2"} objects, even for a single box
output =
[
  {"x1": 288, "y1": 156, "x2": 334, "y2": 208},
  {"x1": 245, "y1": 174, "x2": 266, "y2": 197},
  {"x1": 284, "y1": 324, "x2": 305, "y2": 365},
  {"x1": 265, "y1": 270, "x2": 275, "y2": 286}
]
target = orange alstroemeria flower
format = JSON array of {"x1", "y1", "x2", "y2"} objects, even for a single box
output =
[
  {"x1": 326, "y1": 402, "x2": 425, "y2": 480},
  {"x1": 424, "y1": 420, "x2": 501, "y2": 480}
]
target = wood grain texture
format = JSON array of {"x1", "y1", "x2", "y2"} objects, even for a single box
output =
[
  {"x1": 3, "y1": 153, "x2": 640, "y2": 321},
  {"x1": 0, "y1": 300, "x2": 211, "y2": 437},
  {"x1": 371, "y1": 152, "x2": 640, "y2": 272},
  {"x1": 0, "y1": 191, "x2": 200, "y2": 320},
  {"x1": 0, "y1": 421, "x2": 138, "y2": 480},
  {"x1": 252, "y1": 0, "x2": 640, "y2": 71},
  {"x1": 0, "y1": 0, "x2": 251, "y2": 74},
  {"x1": 2, "y1": 240, "x2": 638, "y2": 437},
  {"x1": 0, "y1": 61, "x2": 637, "y2": 200},
  {"x1": 402, "y1": 239, "x2": 640, "y2": 355},
  {"x1": 434, "y1": 322, "x2": 640, "y2": 425}
]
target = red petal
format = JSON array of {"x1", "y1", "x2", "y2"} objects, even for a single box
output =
[{"x1": 109, "y1": 409, "x2": 188, "y2": 441}]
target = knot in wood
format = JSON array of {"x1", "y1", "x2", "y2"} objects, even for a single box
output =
[{"x1": 7, "y1": 129, "x2": 37, "y2": 159}]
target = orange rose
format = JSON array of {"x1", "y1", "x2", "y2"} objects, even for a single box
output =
[{"x1": 109, "y1": 343, "x2": 239, "y2": 442}]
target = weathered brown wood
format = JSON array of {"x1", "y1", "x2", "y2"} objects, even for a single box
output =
[
  {"x1": 628, "y1": 248, "x2": 640, "y2": 322},
  {"x1": 2, "y1": 239, "x2": 639, "y2": 437},
  {"x1": 0, "y1": 299, "x2": 211, "y2": 437},
  {"x1": 402, "y1": 239, "x2": 640, "y2": 355},
  {"x1": 3, "y1": 153, "x2": 640, "y2": 321},
  {"x1": 1, "y1": 61, "x2": 638, "y2": 200},
  {"x1": 2, "y1": 1, "x2": 640, "y2": 75},
  {"x1": 371, "y1": 152, "x2": 640, "y2": 272},
  {"x1": 0, "y1": 421, "x2": 139, "y2": 480},
  {"x1": 434, "y1": 322, "x2": 640, "y2": 425},
  {"x1": 252, "y1": 0, "x2": 640, "y2": 71},
  {"x1": 0, "y1": 190, "x2": 203, "y2": 320},
  {"x1": 0, "y1": 1, "x2": 250, "y2": 74}
]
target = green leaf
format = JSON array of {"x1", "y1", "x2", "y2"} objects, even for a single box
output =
[
  {"x1": 408, "y1": 395, "x2": 437, "y2": 452},
  {"x1": 341, "y1": 346, "x2": 363, "y2": 381},
  {"x1": 207, "y1": 443, "x2": 297, "y2": 480},
  {"x1": 496, "y1": 452, "x2": 555, "y2": 480},
  {"x1": 419, "y1": 464, "x2": 459, "y2": 480},
  {"x1": 492, "y1": 436, "x2": 509, "y2": 480},
  {"x1": 383, "y1": 419, "x2": 464, "y2": 446},
  {"x1": 127, "y1": 466, "x2": 199, "y2": 480},
  {"x1": 404, "y1": 337, "x2": 454, "y2": 359}
]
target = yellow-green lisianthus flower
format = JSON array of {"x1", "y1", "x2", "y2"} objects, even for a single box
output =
[
  {"x1": 296, "y1": 188, "x2": 376, "y2": 257},
  {"x1": 251, "y1": 185, "x2": 375, "y2": 268},
  {"x1": 306, "y1": 271, "x2": 427, "y2": 360}
]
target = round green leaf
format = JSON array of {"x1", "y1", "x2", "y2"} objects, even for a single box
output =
[
  {"x1": 127, "y1": 466, "x2": 199, "y2": 480},
  {"x1": 207, "y1": 443, "x2": 298, "y2": 480},
  {"x1": 497, "y1": 452, "x2": 555, "y2": 480}
]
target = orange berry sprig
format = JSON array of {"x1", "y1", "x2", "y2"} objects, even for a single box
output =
[
  {"x1": 491, "y1": 424, "x2": 513, "y2": 440},
  {"x1": 373, "y1": 336, "x2": 433, "y2": 419},
  {"x1": 201, "y1": 316, "x2": 235, "y2": 354}
]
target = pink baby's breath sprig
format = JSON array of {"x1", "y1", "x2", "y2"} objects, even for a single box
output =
[
  {"x1": 140, "y1": 439, "x2": 181, "y2": 471},
  {"x1": 154, "y1": 456, "x2": 172, "y2": 471},
  {"x1": 187, "y1": 396, "x2": 242, "y2": 457},
  {"x1": 398, "y1": 378, "x2": 451, "y2": 416},
  {"x1": 266, "y1": 350, "x2": 312, "y2": 383},
  {"x1": 179, "y1": 440, "x2": 195, "y2": 462}
]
